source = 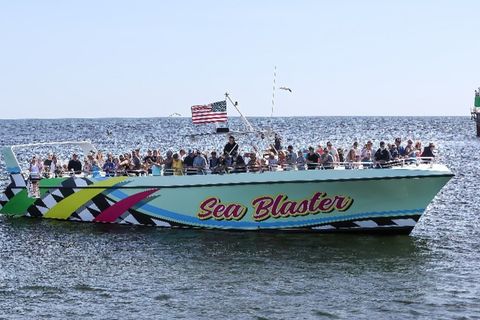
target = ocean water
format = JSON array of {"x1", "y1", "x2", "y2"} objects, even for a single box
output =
[{"x1": 0, "y1": 116, "x2": 478, "y2": 319}]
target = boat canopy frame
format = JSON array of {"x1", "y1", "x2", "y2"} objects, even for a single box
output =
[{"x1": 2, "y1": 141, "x2": 96, "y2": 174}]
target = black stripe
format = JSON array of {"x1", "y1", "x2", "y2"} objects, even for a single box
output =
[
  {"x1": 27, "y1": 206, "x2": 43, "y2": 217},
  {"x1": 127, "y1": 210, "x2": 156, "y2": 226},
  {"x1": 5, "y1": 188, "x2": 14, "y2": 199},
  {"x1": 330, "y1": 221, "x2": 359, "y2": 228},
  {"x1": 51, "y1": 194, "x2": 64, "y2": 202},
  {"x1": 90, "y1": 194, "x2": 111, "y2": 211},
  {"x1": 370, "y1": 217, "x2": 397, "y2": 226}
]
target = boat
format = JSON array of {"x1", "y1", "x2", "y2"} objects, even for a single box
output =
[{"x1": 0, "y1": 140, "x2": 453, "y2": 234}]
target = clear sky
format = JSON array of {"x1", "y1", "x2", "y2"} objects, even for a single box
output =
[{"x1": 0, "y1": 0, "x2": 479, "y2": 118}]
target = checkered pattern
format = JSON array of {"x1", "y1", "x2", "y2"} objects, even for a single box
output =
[
  {"x1": 0, "y1": 173, "x2": 27, "y2": 210},
  {"x1": 26, "y1": 177, "x2": 94, "y2": 217},
  {"x1": 27, "y1": 187, "x2": 74, "y2": 217},
  {"x1": 310, "y1": 215, "x2": 420, "y2": 232}
]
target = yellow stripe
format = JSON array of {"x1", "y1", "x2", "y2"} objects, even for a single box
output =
[{"x1": 43, "y1": 177, "x2": 127, "y2": 220}]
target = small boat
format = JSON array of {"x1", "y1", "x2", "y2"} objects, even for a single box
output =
[{"x1": 0, "y1": 141, "x2": 453, "y2": 234}]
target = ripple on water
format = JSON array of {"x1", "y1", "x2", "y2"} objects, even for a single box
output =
[{"x1": 0, "y1": 117, "x2": 479, "y2": 319}]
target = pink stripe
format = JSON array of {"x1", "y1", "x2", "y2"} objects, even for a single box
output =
[{"x1": 94, "y1": 189, "x2": 158, "y2": 223}]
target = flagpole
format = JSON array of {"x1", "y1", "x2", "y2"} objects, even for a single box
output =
[{"x1": 225, "y1": 92, "x2": 255, "y2": 132}]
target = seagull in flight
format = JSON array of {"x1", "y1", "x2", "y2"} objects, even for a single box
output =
[{"x1": 279, "y1": 87, "x2": 292, "y2": 93}]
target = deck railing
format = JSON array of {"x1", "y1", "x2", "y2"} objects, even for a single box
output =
[{"x1": 20, "y1": 157, "x2": 436, "y2": 180}]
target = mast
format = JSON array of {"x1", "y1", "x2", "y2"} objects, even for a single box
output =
[{"x1": 225, "y1": 92, "x2": 255, "y2": 132}]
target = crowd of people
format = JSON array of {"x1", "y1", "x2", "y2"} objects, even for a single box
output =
[{"x1": 28, "y1": 136, "x2": 437, "y2": 180}]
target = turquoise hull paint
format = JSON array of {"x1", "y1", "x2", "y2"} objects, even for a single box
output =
[
  {"x1": 107, "y1": 174, "x2": 450, "y2": 230},
  {"x1": 0, "y1": 165, "x2": 453, "y2": 233}
]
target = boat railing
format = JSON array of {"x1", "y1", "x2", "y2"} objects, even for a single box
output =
[{"x1": 17, "y1": 156, "x2": 436, "y2": 181}]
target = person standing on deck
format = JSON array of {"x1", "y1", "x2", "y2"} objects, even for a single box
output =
[
  {"x1": 224, "y1": 136, "x2": 239, "y2": 156},
  {"x1": 274, "y1": 133, "x2": 282, "y2": 151}
]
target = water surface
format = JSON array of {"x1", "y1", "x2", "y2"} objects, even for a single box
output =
[{"x1": 0, "y1": 117, "x2": 478, "y2": 319}]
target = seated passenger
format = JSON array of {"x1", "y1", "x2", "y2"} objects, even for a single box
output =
[
  {"x1": 117, "y1": 154, "x2": 130, "y2": 175},
  {"x1": 131, "y1": 150, "x2": 141, "y2": 170},
  {"x1": 306, "y1": 147, "x2": 320, "y2": 170},
  {"x1": 232, "y1": 152, "x2": 247, "y2": 173},
  {"x1": 209, "y1": 151, "x2": 220, "y2": 173},
  {"x1": 144, "y1": 158, "x2": 154, "y2": 175},
  {"x1": 67, "y1": 153, "x2": 82, "y2": 174},
  {"x1": 361, "y1": 141, "x2": 373, "y2": 167},
  {"x1": 96, "y1": 152, "x2": 105, "y2": 168},
  {"x1": 163, "y1": 151, "x2": 174, "y2": 176},
  {"x1": 267, "y1": 152, "x2": 278, "y2": 171},
  {"x1": 151, "y1": 150, "x2": 159, "y2": 163},
  {"x1": 43, "y1": 154, "x2": 53, "y2": 174},
  {"x1": 374, "y1": 141, "x2": 392, "y2": 168},
  {"x1": 91, "y1": 160, "x2": 101, "y2": 177},
  {"x1": 179, "y1": 149, "x2": 186, "y2": 160},
  {"x1": 349, "y1": 142, "x2": 361, "y2": 160},
  {"x1": 326, "y1": 141, "x2": 339, "y2": 162},
  {"x1": 320, "y1": 148, "x2": 334, "y2": 169},
  {"x1": 415, "y1": 141, "x2": 423, "y2": 157},
  {"x1": 337, "y1": 148, "x2": 344, "y2": 163},
  {"x1": 296, "y1": 151, "x2": 306, "y2": 170},
  {"x1": 215, "y1": 153, "x2": 228, "y2": 174},
  {"x1": 103, "y1": 154, "x2": 116, "y2": 177},
  {"x1": 247, "y1": 153, "x2": 261, "y2": 172},
  {"x1": 285, "y1": 145, "x2": 297, "y2": 169},
  {"x1": 155, "y1": 150, "x2": 164, "y2": 165},
  {"x1": 129, "y1": 150, "x2": 143, "y2": 175},
  {"x1": 83, "y1": 159, "x2": 92, "y2": 175},
  {"x1": 193, "y1": 150, "x2": 207, "y2": 174},
  {"x1": 420, "y1": 143, "x2": 435, "y2": 162},
  {"x1": 345, "y1": 144, "x2": 358, "y2": 169},
  {"x1": 389, "y1": 144, "x2": 399, "y2": 160},
  {"x1": 223, "y1": 152, "x2": 233, "y2": 169},
  {"x1": 394, "y1": 138, "x2": 405, "y2": 157},
  {"x1": 172, "y1": 153, "x2": 184, "y2": 176},
  {"x1": 183, "y1": 150, "x2": 195, "y2": 173},
  {"x1": 277, "y1": 151, "x2": 287, "y2": 168},
  {"x1": 143, "y1": 150, "x2": 153, "y2": 164},
  {"x1": 404, "y1": 140, "x2": 415, "y2": 158}
]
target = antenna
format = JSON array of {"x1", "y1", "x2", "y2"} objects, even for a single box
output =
[{"x1": 271, "y1": 66, "x2": 277, "y2": 117}]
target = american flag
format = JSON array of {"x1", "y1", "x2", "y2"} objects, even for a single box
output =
[{"x1": 191, "y1": 100, "x2": 227, "y2": 124}]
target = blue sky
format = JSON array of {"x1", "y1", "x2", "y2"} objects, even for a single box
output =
[{"x1": 0, "y1": 0, "x2": 479, "y2": 118}]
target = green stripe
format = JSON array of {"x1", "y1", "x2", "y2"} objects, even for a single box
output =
[
  {"x1": 43, "y1": 177, "x2": 127, "y2": 220},
  {"x1": 0, "y1": 189, "x2": 35, "y2": 216},
  {"x1": 0, "y1": 178, "x2": 68, "y2": 216}
]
